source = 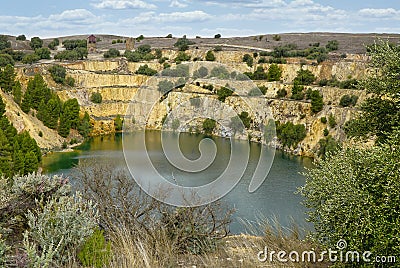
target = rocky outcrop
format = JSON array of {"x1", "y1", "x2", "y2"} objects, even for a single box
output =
[{"x1": 5, "y1": 49, "x2": 371, "y2": 156}]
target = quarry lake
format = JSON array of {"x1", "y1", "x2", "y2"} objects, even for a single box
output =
[{"x1": 42, "y1": 131, "x2": 313, "y2": 234}]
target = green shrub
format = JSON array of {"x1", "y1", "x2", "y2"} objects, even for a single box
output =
[
  {"x1": 22, "y1": 53, "x2": 40, "y2": 64},
  {"x1": 48, "y1": 38, "x2": 59, "y2": 50},
  {"x1": 0, "y1": 54, "x2": 14, "y2": 67},
  {"x1": 62, "y1": 39, "x2": 87, "y2": 50},
  {"x1": 267, "y1": 63, "x2": 282, "y2": 81},
  {"x1": 78, "y1": 229, "x2": 111, "y2": 268},
  {"x1": 16, "y1": 34, "x2": 26, "y2": 41},
  {"x1": 339, "y1": 94, "x2": 358, "y2": 107},
  {"x1": 214, "y1": 34, "x2": 221, "y2": 38},
  {"x1": 91, "y1": 92, "x2": 102, "y2": 104},
  {"x1": 216, "y1": 85, "x2": 233, "y2": 102},
  {"x1": 24, "y1": 192, "x2": 98, "y2": 265},
  {"x1": 203, "y1": 118, "x2": 216, "y2": 134},
  {"x1": 276, "y1": 121, "x2": 306, "y2": 148},
  {"x1": 310, "y1": 90, "x2": 324, "y2": 113},
  {"x1": 103, "y1": 48, "x2": 120, "y2": 58},
  {"x1": 173, "y1": 37, "x2": 195, "y2": 51},
  {"x1": 242, "y1": 54, "x2": 253, "y2": 67},
  {"x1": 66, "y1": 76, "x2": 75, "y2": 87},
  {"x1": 48, "y1": 65, "x2": 66, "y2": 84},
  {"x1": 276, "y1": 88, "x2": 287, "y2": 98},
  {"x1": 272, "y1": 34, "x2": 281, "y2": 41},
  {"x1": 30, "y1": 37, "x2": 43, "y2": 50},
  {"x1": 300, "y1": 130, "x2": 400, "y2": 258},
  {"x1": 244, "y1": 66, "x2": 267, "y2": 80},
  {"x1": 174, "y1": 52, "x2": 190, "y2": 63},
  {"x1": 114, "y1": 114, "x2": 123, "y2": 131},
  {"x1": 325, "y1": 40, "x2": 339, "y2": 51},
  {"x1": 328, "y1": 114, "x2": 336, "y2": 128},
  {"x1": 323, "y1": 128, "x2": 329, "y2": 136},
  {"x1": 38, "y1": 131, "x2": 43, "y2": 137},
  {"x1": 316, "y1": 135, "x2": 340, "y2": 157},
  {"x1": 293, "y1": 69, "x2": 316, "y2": 85},
  {"x1": 320, "y1": 117, "x2": 327, "y2": 124},
  {"x1": 135, "y1": 64, "x2": 157, "y2": 76},
  {"x1": 34, "y1": 48, "x2": 51, "y2": 60},
  {"x1": 205, "y1": 50, "x2": 216, "y2": 61},
  {"x1": 291, "y1": 82, "x2": 305, "y2": 100}
]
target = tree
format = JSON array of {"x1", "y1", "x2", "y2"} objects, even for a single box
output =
[
  {"x1": 34, "y1": 47, "x2": 51, "y2": 59},
  {"x1": 290, "y1": 82, "x2": 304, "y2": 100},
  {"x1": 90, "y1": 92, "x2": 102, "y2": 104},
  {"x1": 275, "y1": 121, "x2": 306, "y2": 148},
  {"x1": 202, "y1": 118, "x2": 216, "y2": 135},
  {"x1": 345, "y1": 41, "x2": 400, "y2": 143},
  {"x1": 216, "y1": 86, "x2": 233, "y2": 102},
  {"x1": 293, "y1": 69, "x2": 316, "y2": 85},
  {"x1": 12, "y1": 81, "x2": 22, "y2": 105},
  {"x1": 114, "y1": 115, "x2": 123, "y2": 131},
  {"x1": 267, "y1": 63, "x2": 282, "y2": 81},
  {"x1": 78, "y1": 112, "x2": 92, "y2": 138},
  {"x1": 0, "y1": 64, "x2": 16, "y2": 92},
  {"x1": 29, "y1": 37, "x2": 43, "y2": 50},
  {"x1": 205, "y1": 51, "x2": 215, "y2": 61},
  {"x1": 325, "y1": 40, "x2": 339, "y2": 51},
  {"x1": 339, "y1": 94, "x2": 358, "y2": 107},
  {"x1": 242, "y1": 54, "x2": 253, "y2": 67},
  {"x1": 62, "y1": 39, "x2": 87, "y2": 50},
  {"x1": 0, "y1": 54, "x2": 14, "y2": 67},
  {"x1": 173, "y1": 38, "x2": 195, "y2": 51},
  {"x1": 48, "y1": 38, "x2": 60, "y2": 50},
  {"x1": 22, "y1": 54, "x2": 40, "y2": 64},
  {"x1": 0, "y1": 35, "x2": 11, "y2": 50},
  {"x1": 214, "y1": 34, "x2": 221, "y2": 39},
  {"x1": 44, "y1": 96, "x2": 61, "y2": 129},
  {"x1": 135, "y1": 64, "x2": 157, "y2": 76},
  {"x1": 49, "y1": 65, "x2": 66, "y2": 84},
  {"x1": 310, "y1": 90, "x2": 324, "y2": 113},
  {"x1": 0, "y1": 95, "x2": 5, "y2": 115},
  {"x1": 58, "y1": 98, "x2": 80, "y2": 137},
  {"x1": 103, "y1": 48, "x2": 120, "y2": 58},
  {"x1": 174, "y1": 52, "x2": 190, "y2": 63},
  {"x1": 300, "y1": 129, "x2": 400, "y2": 259}
]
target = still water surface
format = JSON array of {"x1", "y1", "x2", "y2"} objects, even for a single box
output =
[{"x1": 42, "y1": 131, "x2": 314, "y2": 234}]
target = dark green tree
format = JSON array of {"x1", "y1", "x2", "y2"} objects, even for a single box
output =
[
  {"x1": 0, "y1": 35, "x2": 11, "y2": 50},
  {"x1": 310, "y1": 90, "x2": 324, "y2": 113},
  {"x1": 49, "y1": 65, "x2": 66, "y2": 84},
  {"x1": 0, "y1": 95, "x2": 5, "y2": 115},
  {"x1": 78, "y1": 112, "x2": 92, "y2": 138},
  {"x1": 90, "y1": 92, "x2": 102, "y2": 104},
  {"x1": 0, "y1": 64, "x2": 16, "y2": 92},
  {"x1": 29, "y1": 37, "x2": 43, "y2": 50},
  {"x1": 345, "y1": 41, "x2": 400, "y2": 143},
  {"x1": 267, "y1": 64, "x2": 282, "y2": 81},
  {"x1": 114, "y1": 114, "x2": 123, "y2": 131},
  {"x1": 12, "y1": 81, "x2": 22, "y2": 105},
  {"x1": 203, "y1": 118, "x2": 216, "y2": 135},
  {"x1": 205, "y1": 51, "x2": 215, "y2": 61},
  {"x1": 216, "y1": 86, "x2": 233, "y2": 102},
  {"x1": 22, "y1": 54, "x2": 40, "y2": 64},
  {"x1": 0, "y1": 54, "x2": 14, "y2": 67},
  {"x1": 293, "y1": 69, "x2": 316, "y2": 85},
  {"x1": 35, "y1": 47, "x2": 51, "y2": 59}
]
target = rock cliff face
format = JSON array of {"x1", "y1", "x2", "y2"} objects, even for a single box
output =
[{"x1": 5, "y1": 49, "x2": 370, "y2": 156}]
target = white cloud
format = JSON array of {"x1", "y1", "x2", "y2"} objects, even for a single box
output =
[
  {"x1": 131, "y1": 10, "x2": 213, "y2": 24},
  {"x1": 170, "y1": 0, "x2": 188, "y2": 8},
  {"x1": 359, "y1": 8, "x2": 400, "y2": 19},
  {"x1": 92, "y1": 0, "x2": 157, "y2": 10}
]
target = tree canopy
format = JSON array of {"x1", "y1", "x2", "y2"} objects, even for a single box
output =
[{"x1": 345, "y1": 40, "x2": 400, "y2": 143}]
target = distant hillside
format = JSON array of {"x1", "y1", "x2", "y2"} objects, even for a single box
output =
[{"x1": 6, "y1": 32, "x2": 400, "y2": 54}]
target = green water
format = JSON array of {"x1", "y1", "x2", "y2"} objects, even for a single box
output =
[{"x1": 42, "y1": 131, "x2": 314, "y2": 234}]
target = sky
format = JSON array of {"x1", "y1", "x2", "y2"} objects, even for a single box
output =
[{"x1": 0, "y1": 0, "x2": 399, "y2": 38}]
